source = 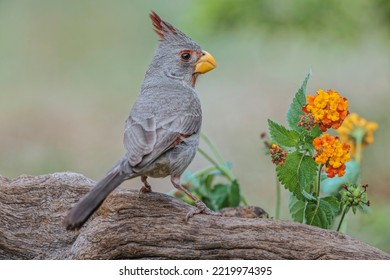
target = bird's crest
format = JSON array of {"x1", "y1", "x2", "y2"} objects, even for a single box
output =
[
  {"x1": 150, "y1": 11, "x2": 177, "y2": 40},
  {"x1": 149, "y1": 11, "x2": 196, "y2": 46}
]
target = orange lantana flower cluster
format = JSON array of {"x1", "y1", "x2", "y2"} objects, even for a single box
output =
[
  {"x1": 303, "y1": 89, "x2": 349, "y2": 132},
  {"x1": 313, "y1": 134, "x2": 351, "y2": 178}
]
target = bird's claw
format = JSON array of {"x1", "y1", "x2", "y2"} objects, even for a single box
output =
[
  {"x1": 185, "y1": 200, "x2": 221, "y2": 221},
  {"x1": 138, "y1": 184, "x2": 151, "y2": 198}
]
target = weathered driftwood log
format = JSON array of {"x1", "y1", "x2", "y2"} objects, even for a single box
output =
[{"x1": 0, "y1": 172, "x2": 389, "y2": 260}]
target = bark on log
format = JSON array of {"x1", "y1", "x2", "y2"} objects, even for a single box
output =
[{"x1": 0, "y1": 172, "x2": 389, "y2": 260}]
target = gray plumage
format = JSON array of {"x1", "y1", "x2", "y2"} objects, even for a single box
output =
[{"x1": 64, "y1": 12, "x2": 218, "y2": 230}]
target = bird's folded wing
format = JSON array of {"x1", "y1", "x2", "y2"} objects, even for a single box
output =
[{"x1": 124, "y1": 114, "x2": 201, "y2": 169}]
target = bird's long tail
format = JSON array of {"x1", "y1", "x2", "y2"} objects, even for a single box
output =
[{"x1": 63, "y1": 168, "x2": 128, "y2": 230}]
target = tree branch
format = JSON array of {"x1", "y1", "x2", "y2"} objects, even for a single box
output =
[{"x1": 0, "y1": 172, "x2": 388, "y2": 260}]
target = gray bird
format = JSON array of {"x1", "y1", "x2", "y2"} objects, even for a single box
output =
[{"x1": 64, "y1": 11, "x2": 218, "y2": 230}]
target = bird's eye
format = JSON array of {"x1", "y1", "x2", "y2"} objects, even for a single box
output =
[{"x1": 181, "y1": 52, "x2": 191, "y2": 61}]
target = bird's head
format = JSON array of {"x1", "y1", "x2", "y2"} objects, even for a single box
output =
[{"x1": 148, "y1": 11, "x2": 216, "y2": 87}]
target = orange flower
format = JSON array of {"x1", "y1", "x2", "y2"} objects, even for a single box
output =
[
  {"x1": 313, "y1": 134, "x2": 350, "y2": 178},
  {"x1": 303, "y1": 89, "x2": 349, "y2": 132}
]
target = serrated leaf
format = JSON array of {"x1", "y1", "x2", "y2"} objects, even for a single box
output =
[
  {"x1": 286, "y1": 72, "x2": 311, "y2": 131},
  {"x1": 276, "y1": 151, "x2": 317, "y2": 200},
  {"x1": 268, "y1": 119, "x2": 300, "y2": 147},
  {"x1": 305, "y1": 196, "x2": 340, "y2": 229},
  {"x1": 289, "y1": 194, "x2": 306, "y2": 223}
]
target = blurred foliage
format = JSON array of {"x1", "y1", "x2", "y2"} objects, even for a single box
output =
[
  {"x1": 193, "y1": 0, "x2": 390, "y2": 41},
  {"x1": 170, "y1": 134, "x2": 247, "y2": 211},
  {"x1": 178, "y1": 167, "x2": 241, "y2": 211},
  {"x1": 375, "y1": 0, "x2": 390, "y2": 26},
  {"x1": 354, "y1": 201, "x2": 390, "y2": 252}
]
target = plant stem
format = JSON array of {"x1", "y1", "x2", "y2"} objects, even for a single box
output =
[
  {"x1": 354, "y1": 130, "x2": 363, "y2": 164},
  {"x1": 201, "y1": 133, "x2": 226, "y2": 164},
  {"x1": 307, "y1": 164, "x2": 323, "y2": 225},
  {"x1": 316, "y1": 164, "x2": 323, "y2": 198},
  {"x1": 354, "y1": 132, "x2": 363, "y2": 185},
  {"x1": 337, "y1": 206, "x2": 350, "y2": 231},
  {"x1": 187, "y1": 165, "x2": 218, "y2": 179},
  {"x1": 198, "y1": 147, "x2": 235, "y2": 182},
  {"x1": 198, "y1": 134, "x2": 248, "y2": 204},
  {"x1": 275, "y1": 176, "x2": 281, "y2": 219}
]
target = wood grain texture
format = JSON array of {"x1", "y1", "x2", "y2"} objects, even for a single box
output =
[{"x1": 0, "y1": 173, "x2": 389, "y2": 260}]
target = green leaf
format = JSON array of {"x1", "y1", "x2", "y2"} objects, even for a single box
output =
[
  {"x1": 209, "y1": 184, "x2": 228, "y2": 210},
  {"x1": 286, "y1": 72, "x2": 311, "y2": 131},
  {"x1": 193, "y1": 174, "x2": 211, "y2": 198},
  {"x1": 305, "y1": 196, "x2": 340, "y2": 229},
  {"x1": 205, "y1": 173, "x2": 214, "y2": 189},
  {"x1": 309, "y1": 124, "x2": 322, "y2": 138},
  {"x1": 289, "y1": 194, "x2": 306, "y2": 223},
  {"x1": 276, "y1": 151, "x2": 317, "y2": 200},
  {"x1": 228, "y1": 180, "x2": 241, "y2": 207},
  {"x1": 268, "y1": 119, "x2": 300, "y2": 147},
  {"x1": 209, "y1": 180, "x2": 240, "y2": 210}
]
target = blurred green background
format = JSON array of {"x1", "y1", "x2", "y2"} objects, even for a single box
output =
[{"x1": 0, "y1": 0, "x2": 389, "y2": 252}]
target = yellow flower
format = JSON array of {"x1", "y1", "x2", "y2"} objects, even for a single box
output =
[
  {"x1": 303, "y1": 89, "x2": 349, "y2": 132},
  {"x1": 313, "y1": 134, "x2": 351, "y2": 178},
  {"x1": 337, "y1": 113, "x2": 378, "y2": 160}
]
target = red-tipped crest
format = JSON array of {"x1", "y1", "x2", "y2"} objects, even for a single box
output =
[{"x1": 150, "y1": 11, "x2": 178, "y2": 40}]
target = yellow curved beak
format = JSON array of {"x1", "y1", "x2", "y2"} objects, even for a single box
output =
[{"x1": 194, "y1": 50, "x2": 216, "y2": 74}]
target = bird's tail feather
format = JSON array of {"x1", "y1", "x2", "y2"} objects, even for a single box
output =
[{"x1": 64, "y1": 169, "x2": 128, "y2": 230}]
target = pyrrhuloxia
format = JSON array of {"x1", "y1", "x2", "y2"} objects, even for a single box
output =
[{"x1": 64, "y1": 11, "x2": 217, "y2": 230}]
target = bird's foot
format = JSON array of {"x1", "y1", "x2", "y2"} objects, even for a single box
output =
[
  {"x1": 138, "y1": 176, "x2": 152, "y2": 197},
  {"x1": 139, "y1": 185, "x2": 151, "y2": 195},
  {"x1": 185, "y1": 200, "x2": 221, "y2": 221}
]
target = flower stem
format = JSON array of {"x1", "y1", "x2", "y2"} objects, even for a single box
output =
[
  {"x1": 337, "y1": 205, "x2": 350, "y2": 231},
  {"x1": 316, "y1": 164, "x2": 323, "y2": 198},
  {"x1": 354, "y1": 130, "x2": 363, "y2": 164},
  {"x1": 275, "y1": 176, "x2": 281, "y2": 219},
  {"x1": 201, "y1": 133, "x2": 226, "y2": 164},
  {"x1": 197, "y1": 147, "x2": 235, "y2": 182},
  {"x1": 198, "y1": 134, "x2": 251, "y2": 205},
  {"x1": 355, "y1": 131, "x2": 363, "y2": 185},
  {"x1": 186, "y1": 165, "x2": 218, "y2": 179}
]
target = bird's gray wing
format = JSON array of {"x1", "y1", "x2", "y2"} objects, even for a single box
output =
[{"x1": 124, "y1": 113, "x2": 201, "y2": 169}]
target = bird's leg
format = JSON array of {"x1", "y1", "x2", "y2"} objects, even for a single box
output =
[
  {"x1": 170, "y1": 176, "x2": 220, "y2": 221},
  {"x1": 139, "y1": 175, "x2": 152, "y2": 196}
]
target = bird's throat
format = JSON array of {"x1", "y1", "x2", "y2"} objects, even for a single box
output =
[{"x1": 191, "y1": 74, "x2": 199, "y2": 87}]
